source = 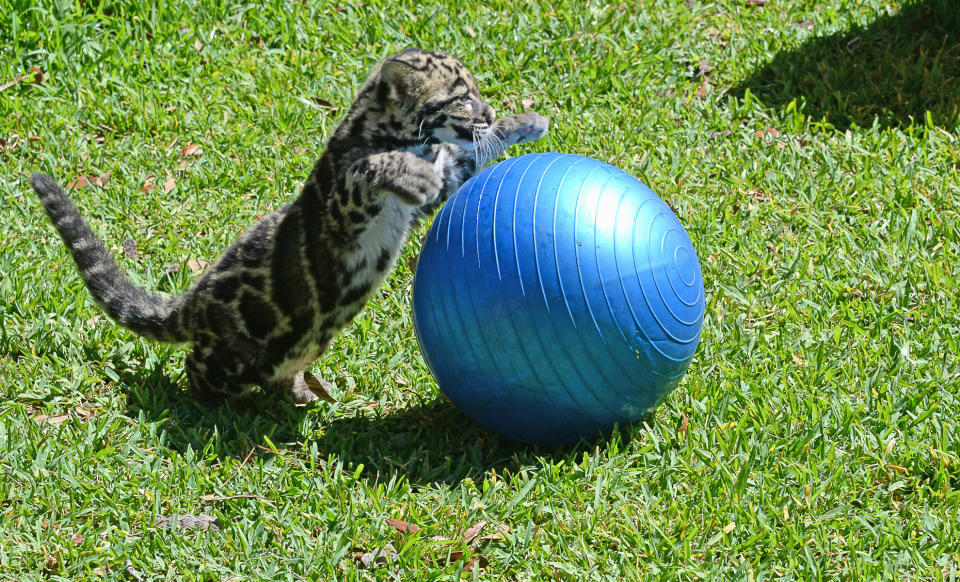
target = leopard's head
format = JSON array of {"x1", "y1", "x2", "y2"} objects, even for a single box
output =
[{"x1": 375, "y1": 49, "x2": 496, "y2": 150}]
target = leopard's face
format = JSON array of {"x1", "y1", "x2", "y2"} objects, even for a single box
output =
[{"x1": 379, "y1": 49, "x2": 496, "y2": 151}]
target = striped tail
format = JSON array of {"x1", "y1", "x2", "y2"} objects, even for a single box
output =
[{"x1": 31, "y1": 173, "x2": 191, "y2": 343}]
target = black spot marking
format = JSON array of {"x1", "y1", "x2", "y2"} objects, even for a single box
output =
[
  {"x1": 212, "y1": 275, "x2": 242, "y2": 302},
  {"x1": 239, "y1": 290, "x2": 278, "y2": 338},
  {"x1": 204, "y1": 302, "x2": 238, "y2": 339},
  {"x1": 420, "y1": 95, "x2": 460, "y2": 116},
  {"x1": 352, "y1": 188, "x2": 365, "y2": 207},
  {"x1": 265, "y1": 314, "x2": 311, "y2": 363},
  {"x1": 271, "y1": 212, "x2": 312, "y2": 314},
  {"x1": 339, "y1": 282, "x2": 372, "y2": 306},
  {"x1": 349, "y1": 210, "x2": 366, "y2": 223},
  {"x1": 245, "y1": 274, "x2": 265, "y2": 290},
  {"x1": 376, "y1": 247, "x2": 393, "y2": 271}
]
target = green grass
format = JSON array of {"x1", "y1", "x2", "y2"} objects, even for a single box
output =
[{"x1": 2, "y1": 0, "x2": 959, "y2": 579}]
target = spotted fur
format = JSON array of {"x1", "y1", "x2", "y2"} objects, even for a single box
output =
[{"x1": 31, "y1": 49, "x2": 549, "y2": 406}]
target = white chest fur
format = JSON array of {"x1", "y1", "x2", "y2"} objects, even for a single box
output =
[{"x1": 345, "y1": 193, "x2": 416, "y2": 276}]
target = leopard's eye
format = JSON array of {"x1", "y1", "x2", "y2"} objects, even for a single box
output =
[{"x1": 459, "y1": 94, "x2": 472, "y2": 104}]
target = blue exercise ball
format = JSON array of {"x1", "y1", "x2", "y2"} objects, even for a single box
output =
[{"x1": 412, "y1": 153, "x2": 704, "y2": 445}]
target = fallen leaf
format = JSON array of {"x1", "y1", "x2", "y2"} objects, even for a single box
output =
[
  {"x1": 386, "y1": 517, "x2": 420, "y2": 534},
  {"x1": 194, "y1": 38, "x2": 203, "y2": 52},
  {"x1": 521, "y1": 98, "x2": 534, "y2": 109},
  {"x1": 70, "y1": 533, "x2": 84, "y2": 545},
  {"x1": 44, "y1": 553, "x2": 60, "y2": 573},
  {"x1": 478, "y1": 523, "x2": 510, "y2": 541},
  {"x1": 358, "y1": 543, "x2": 397, "y2": 568},
  {"x1": 165, "y1": 263, "x2": 181, "y2": 274},
  {"x1": 697, "y1": 79, "x2": 710, "y2": 99},
  {"x1": 465, "y1": 25, "x2": 476, "y2": 37},
  {"x1": 697, "y1": 59, "x2": 713, "y2": 78},
  {"x1": 502, "y1": 99, "x2": 515, "y2": 110},
  {"x1": 755, "y1": 127, "x2": 780, "y2": 140},
  {"x1": 34, "y1": 414, "x2": 71, "y2": 425},
  {"x1": 90, "y1": 171, "x2": 111, "y2": 188},
  {"x1": 181, "y1": 144, "x2": 202, "y2": 157},
  {"x1": 140, "y1": 183, "x2": 154, "y2": 193},
  {"x1": 679, "y1": 411, "x2": 689, "y2": 437},
  {"x1": 431, "y1": 550, "x2": 488, "y2": 570},
  {"x1": 187, "y1": 258, "x2": 209, "y2": 274},
  {"x1": 464, "y1": 555, "x2": 489, "y2": 572},
  {"x1": 73, "y1": 406, "x2": 94, "y2": 421},
  {"x1": 462, "y1": 520, "x2": 486, "y2": 544},
  {"x1": 155, "y1": 514, "x2": 220, "y2": 531},
  {"x1": 309, "y1": 97, "x2": 337, "y2": 110},
  {"x1": 67, "y1": 175, "x2": 91, "y2": 190},
  {"x1": 745, "y1": 0, "x2": 767, "y2": 6},
  {"x1": 303, "y1": 371, "x2": 338, "y2": 403},
  {"x1": 791, "y1": 352, "x2": 804, "y2": 367},
  {"x1": 161, "y1": 175, "x2": 176, "y2": 194},
  {"x1": 92, "y1": 566, "x2": 106, "y2": 576},
  {"x1": 0, "y1": 67, "x2": 44, "y2": 92}
]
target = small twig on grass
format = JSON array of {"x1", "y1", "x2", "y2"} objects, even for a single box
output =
[
  {"x1": 125, "y1": 560, "x2": 144, "y2": 582},
  {"x1": 220, "y1": 446, "x2": 256, "y2": 488}
]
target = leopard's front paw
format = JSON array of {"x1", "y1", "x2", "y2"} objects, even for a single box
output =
[
  {"x1": 495, "y1": 111, "x2": 550, "y2": 146},
  {"x1": 393, "y1": 157, "x2": 442, "y2": 206}
]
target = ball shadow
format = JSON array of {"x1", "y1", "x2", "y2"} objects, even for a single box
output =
[
  {"x1": 734, "y1": 0, "x2": 959, "y2": 129},
  {"x1": 311, "y1": 397, "x2": 638, "y2": 486}
]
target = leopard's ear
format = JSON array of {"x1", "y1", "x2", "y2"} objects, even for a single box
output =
[{"x1": 379, "y1": 59, "x2": 425, "y2": 103}]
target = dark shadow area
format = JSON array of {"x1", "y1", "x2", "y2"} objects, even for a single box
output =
[
  {"x1": 122, "y1": 359, "x2": 310, "y2": 460},
  {"x1": 311, "y1": 398, "x2": 637, "y2": 486},
  {"x1": 123, "y1": 359, "x2": 638, "y2": 484},
  {"x1": 25, "y1": 332, "x2": 633, "y2": 484},
  {"x1": 735, "y1": 0, "x2": 960, "y2": 129}
]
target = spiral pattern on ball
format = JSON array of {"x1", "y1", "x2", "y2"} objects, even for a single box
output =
[{"x1": 414, "y1": 153, "x2": 704, "y2": 444}]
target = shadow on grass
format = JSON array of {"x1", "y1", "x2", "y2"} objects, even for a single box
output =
[
  {"x1": 735, "y1": 0, "x2": 959, "y2": 129},
  {"x1": 311, "y1": 398, "x2": 634, "y2": 486},
  {"x1": 119, "y1": 354, "x2": 634, "y2": 485},
  {"x1": 121, "y1": 359, "x2": 310, "y2": 461}
]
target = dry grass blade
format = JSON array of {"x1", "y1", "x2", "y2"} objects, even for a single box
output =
[{"x1": 199, "y1": 494, "x2": 262, "y2": 502}]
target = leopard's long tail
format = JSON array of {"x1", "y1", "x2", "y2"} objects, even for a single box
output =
[{"x1": 30, "y1": 173, "x2": 191, "y2": 342}]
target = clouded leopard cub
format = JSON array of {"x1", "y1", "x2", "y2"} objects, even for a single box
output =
[{"x1": 31, "y1": 48, "x2": 548, "y2": 407}]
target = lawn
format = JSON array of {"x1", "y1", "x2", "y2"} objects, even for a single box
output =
[{"x1": 1, "y1": 0, "x2": 958, "y2": 579}]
